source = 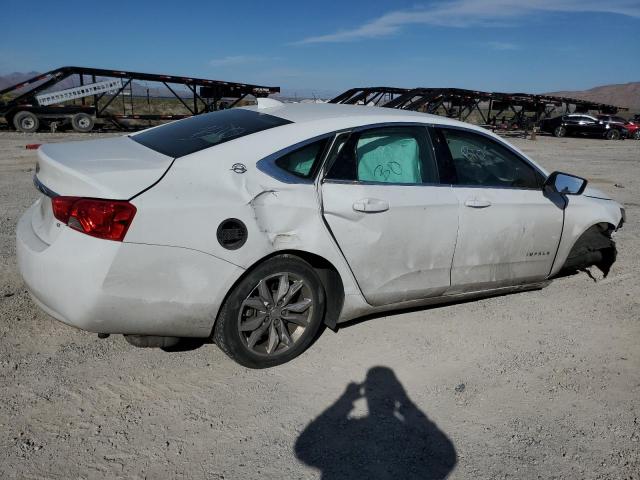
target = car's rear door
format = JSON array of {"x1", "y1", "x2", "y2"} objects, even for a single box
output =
[
  {"x1": 432, "y1": 126, "x2": 564, "y2": 293},
  {"x1": 321, "y1": 125, "x2": 459, "y2": 306}
]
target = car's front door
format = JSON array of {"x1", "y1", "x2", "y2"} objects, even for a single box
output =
[
  {"x1": 579, "y1": 116, "x2": 604, "y2": 137},
  {"x1": 432, "y1": 126, "x2": 564, "y2": 293},
  {"x1": 321, "y1": 125, "x2": 459, "y2": 306},
  {"x1": 563, "y1": 116, "x2": 581, "y2": 136}
]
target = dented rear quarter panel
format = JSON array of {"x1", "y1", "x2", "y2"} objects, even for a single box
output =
[{"x1": 125, "y1": 122, "x2": 364, "y2": 313}]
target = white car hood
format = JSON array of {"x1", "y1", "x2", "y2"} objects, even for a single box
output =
[
  {"x1": 583, "y1": 186, "x2": 613, "y2": 201},
  {"x1": 36, "y1": 136, "x2": 174, "y2": 199}
]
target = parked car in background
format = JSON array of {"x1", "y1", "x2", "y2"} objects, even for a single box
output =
[
  {"x1": 17, "y1": 101, "x2": 624, "y2": 368},
  {"x1": 597, "y1": 114, "x2": 640, "y2": 140},
  {"x1": 540, "y1": 114, "x2": 628, "y2": 140}
]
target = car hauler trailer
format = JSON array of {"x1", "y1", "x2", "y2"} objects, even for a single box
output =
[
  {"x1": 330, "y1": 87, "x2": 627, "y2": 127},
  {"x1": 0, "y1": 66, "x2": 280, "y2": 133}
]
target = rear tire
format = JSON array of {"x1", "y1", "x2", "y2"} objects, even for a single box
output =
[
  {"x1": 13, "y1": 111, "x2": 39, "y2": 133},
  {"x1": 606, "y1": 129, "x2": 620, "y2": 140},
  {"x1": 213, "y1": 255, "x2": 326, "y2": 368},
  {"x1": 553, "y1": 126, "x2": 566, "y2": 137},
  {"x1": 71, "y1": 113, "x2": 95, "y2": 133}
]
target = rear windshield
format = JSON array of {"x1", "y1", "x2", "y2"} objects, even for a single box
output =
[{"x1": 131, "y1": 108, "x2": 292, "y2": 158}]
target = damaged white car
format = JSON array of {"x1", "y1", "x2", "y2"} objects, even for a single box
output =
[{"x1": 17, "y1": 100, "x2": 625, "y2": 368}]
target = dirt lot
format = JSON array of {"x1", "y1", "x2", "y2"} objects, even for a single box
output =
[{"x1": 0, "y1": 131, "x2": 638, "y2": 479}]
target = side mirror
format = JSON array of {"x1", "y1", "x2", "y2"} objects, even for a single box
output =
[{"x1": 544, "y1": 171, "x2": 588, "y2": 195}]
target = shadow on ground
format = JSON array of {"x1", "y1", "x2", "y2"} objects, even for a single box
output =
[{"x1": 295, "y1": 366, "x2": 456, "y2": 479}]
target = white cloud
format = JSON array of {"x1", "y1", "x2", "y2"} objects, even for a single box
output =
[
  {"x1": 486, "y1": 41, "x2": 519, "y2": 50},
  {"x1": 294, "y1": 0, "x2": 640, "y2": 44}
]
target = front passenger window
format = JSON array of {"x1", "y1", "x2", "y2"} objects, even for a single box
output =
[
  {"x1": 438, "y1": 128, "x2": 541, "y2": 189},
  {"x1": 326, "y1": 126, "x2": 438, "y2": 184}
]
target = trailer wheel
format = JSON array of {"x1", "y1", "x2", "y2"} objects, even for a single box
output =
[
  {"x1": 71, "y1": 113, "x2": 95, "y2": 133},
  {"x1": 13, "y1": 111, "x2": 40, "y2": 133}
]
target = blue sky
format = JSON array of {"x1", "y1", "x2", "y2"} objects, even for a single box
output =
[{"x1": 1, "y1": 0, "x2": 639, "y2": 97}]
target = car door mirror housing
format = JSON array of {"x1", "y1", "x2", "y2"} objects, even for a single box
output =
[{"x1": 544, "y1": 171, "x2": 588, "y2": 195}]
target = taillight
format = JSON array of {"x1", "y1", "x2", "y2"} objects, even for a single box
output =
[{"x1": 51, "y1": 196, "x2": 137, "y2": 241}]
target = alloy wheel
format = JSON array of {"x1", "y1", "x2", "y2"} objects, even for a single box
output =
[
  {"x1": 21, "y1": 117, "x2": 35, "y2": 130},
  {"x1": 237, "y1": 273, "x2": 314, "y2": 356}
]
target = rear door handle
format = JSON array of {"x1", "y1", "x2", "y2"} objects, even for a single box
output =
[
  {"x1": 464, "y1": 198, "x2": 492, "y2": 208},
  {"x1": 353, "y1": 198, "x2": 389, "y2": 213}
]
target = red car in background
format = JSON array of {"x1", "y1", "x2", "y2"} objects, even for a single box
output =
[{"x1": 597, "y1": 114, "x2": 640, "y2": 140}]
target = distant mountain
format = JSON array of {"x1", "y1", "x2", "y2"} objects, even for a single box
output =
[
  {"x1": 0, "y1": 71, "x2": 40, "y2": 90},
  {"x1": 546, "y1": 81, "x2": 640, "y2": 112}
]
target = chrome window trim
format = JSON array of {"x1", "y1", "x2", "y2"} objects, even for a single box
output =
[
  {"x1": 322, "y1": 178, "x2": 451, "y2": 188},
  {"x1": 257, "y1": 119, "x2": 547, "y2": 192}
]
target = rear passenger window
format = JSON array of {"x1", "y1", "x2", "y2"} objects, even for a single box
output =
[
  {"x1": 131, "y1": 109, "x2": 291, "y2": 158},
  {"x1": 326, "y1": 126, "x2": 438, "y2": 184},
  {"x1": 437, "y1": 128, "x2": 541, "y2": 189},
  {"x1": 275, "y1": 138, "x2": 329, "y2": 178}
]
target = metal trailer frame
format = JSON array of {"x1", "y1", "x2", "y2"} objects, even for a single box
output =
[
  {"x1": 383, "y1": 88, "x2": 493, "y2": 123},
  {"x1": 0, "y1": 66, "x2": 280, "y2": 132},
  {"x1": 330, "y1": 87, "x2": 627, "y2": 127},
  {"x1": 329, "y1": 87, "x2": 411, "y2": 107}
]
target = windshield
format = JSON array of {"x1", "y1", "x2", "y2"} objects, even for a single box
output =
[{"x1": 131, "y1": 108, "x2": 292, "y2": 158}]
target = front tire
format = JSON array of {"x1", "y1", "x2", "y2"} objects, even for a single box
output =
[
  {"x1": 632, "y1": 130, "x2": 640, "y2": 140},
  {"x1": 553, "y1": 125, "x2": 566, "y2": 137},
  {"x1": 214, "y1": 255, "x2": 326, "y2": 368}
]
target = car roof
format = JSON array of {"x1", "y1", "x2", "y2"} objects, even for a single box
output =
[
  {"x1": 241, "y1": 101, "x2": 483, "y2": 131},
  {"x1": 233, "y1": 101, "x2": 548, "y2": 176}
]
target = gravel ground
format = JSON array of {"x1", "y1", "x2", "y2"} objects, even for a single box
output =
[{"x1": 0, "y1": 131, "x2": 638, "y2": 479}]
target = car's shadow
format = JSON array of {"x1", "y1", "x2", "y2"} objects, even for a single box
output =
[
  {"x1": 295, "y1": 366, "x2": 457, "y2": 479},
  {"x1": 334, "y1": 284, "x2": 546, "y2": 331},
  {"x1": 159, "y1": 285, "x2": 552, "y2": 354},
  {"x1": 162, "y1": 272, "x2": 595, "y2": 355},
  {"x1": 161, "y1": 337, "x2": 210, "y2": 352}
]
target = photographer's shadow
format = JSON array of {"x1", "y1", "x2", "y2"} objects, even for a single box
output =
[{"x1": 295, "y1": 367, "x2": 456, "y2": 480}]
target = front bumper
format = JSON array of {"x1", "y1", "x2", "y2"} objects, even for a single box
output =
[{"x1": 17, "y1": 203, "x2": 244, "y2": 337}]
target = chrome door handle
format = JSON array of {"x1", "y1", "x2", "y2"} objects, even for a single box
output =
[
  {"x1": 464, "y1": 198, "x2": 492, "y2": 208},
  {"x1": 353, "y1": 198, "x2": 390, "y2": 213}
]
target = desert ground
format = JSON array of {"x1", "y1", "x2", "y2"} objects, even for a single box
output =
[{"x1": 0, "y1": 130, "x2": 638, "y2": 479}]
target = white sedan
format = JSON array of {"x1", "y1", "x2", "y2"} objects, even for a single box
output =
[{"x1": 17, "y1": 100, "x2": 624, "y2": 368}]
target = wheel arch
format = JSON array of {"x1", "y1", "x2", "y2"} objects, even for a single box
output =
[
  {"x1": 212, "y1": 249, "x2": 345, "y2": 335},
  {"x1": 556, "y1": 221, "x2": 617, "y2": 277}
]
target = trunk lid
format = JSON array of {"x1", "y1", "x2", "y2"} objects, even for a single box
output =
[{"x1": 36, "y1": 135, "x2": 174, "y2": 199}]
